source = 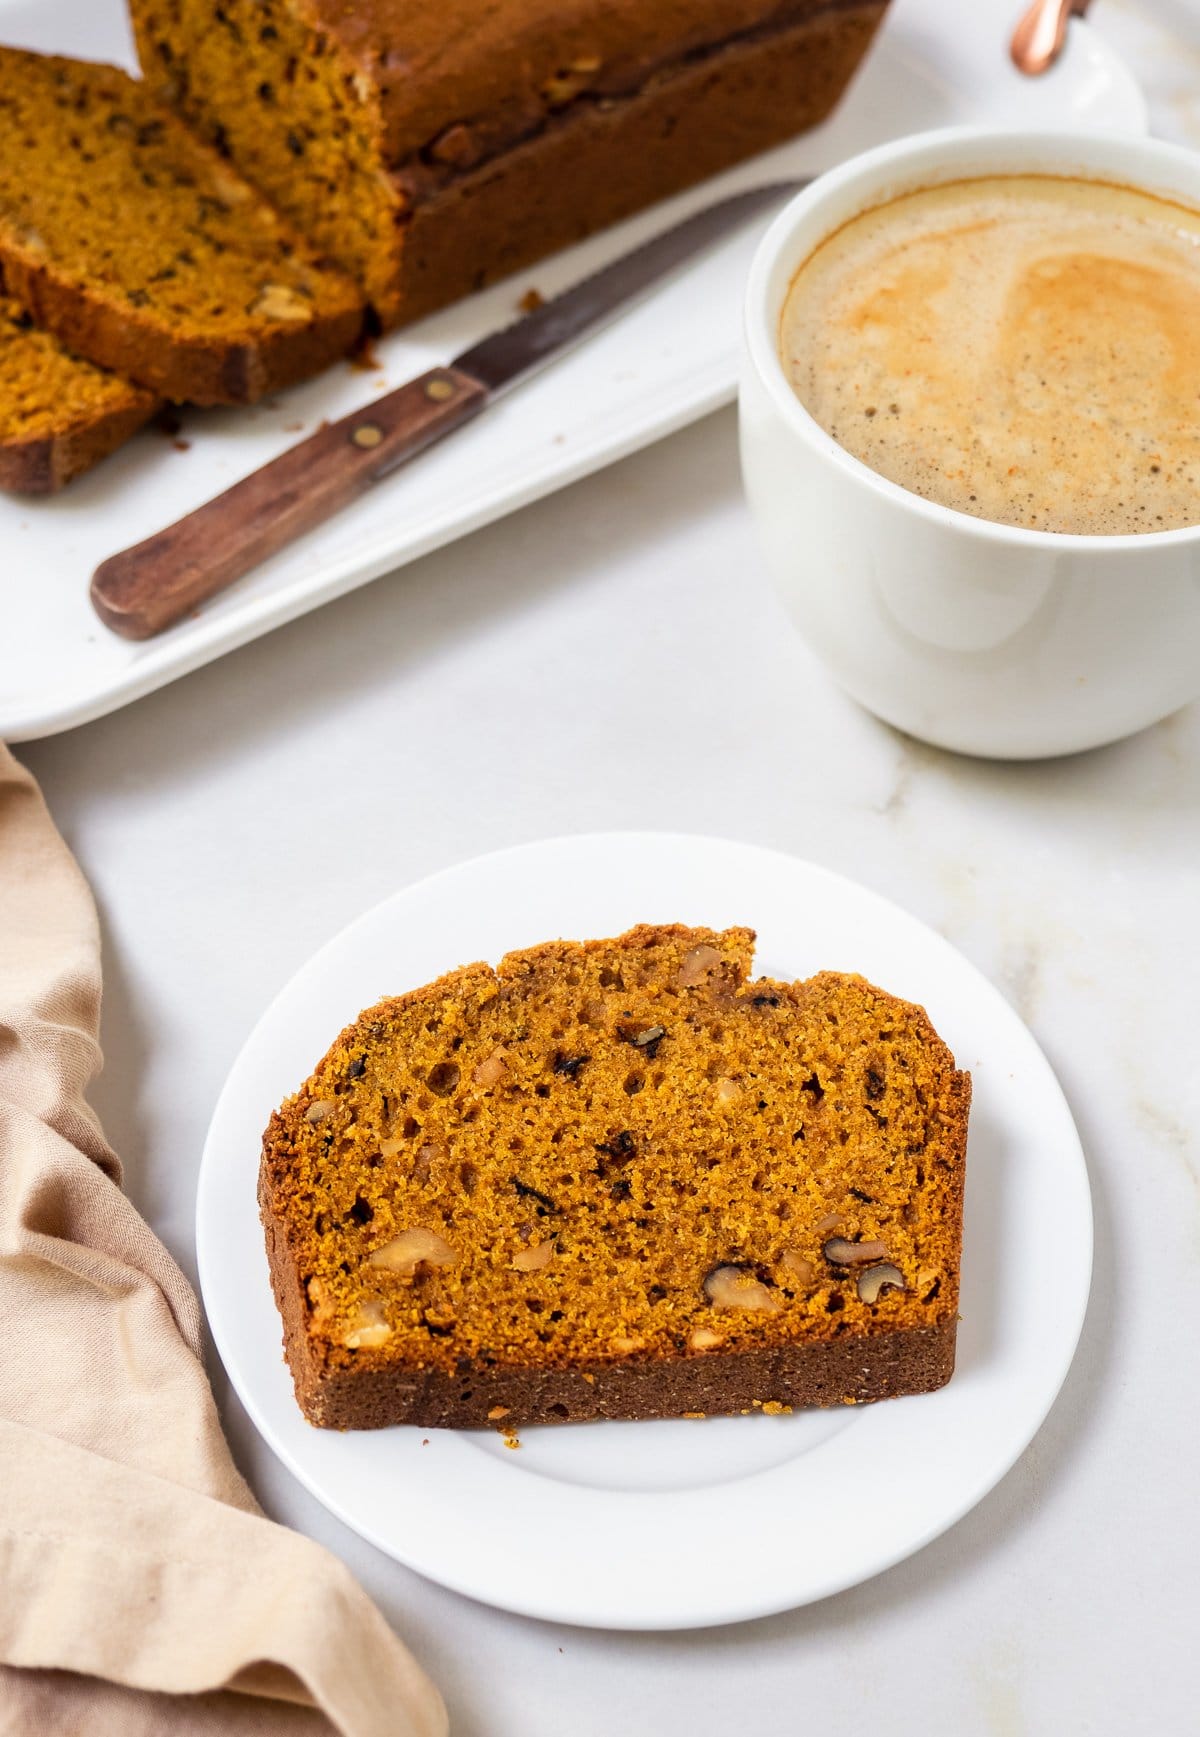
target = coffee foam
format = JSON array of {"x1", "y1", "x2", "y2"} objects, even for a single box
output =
[{"x1": 780, "y1": 175, "x2": 1200, "y2": 535}]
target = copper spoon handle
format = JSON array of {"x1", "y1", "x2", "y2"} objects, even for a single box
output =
[{"x1": 1011, "y1": 0, "x2": 1093, "y2": 76}]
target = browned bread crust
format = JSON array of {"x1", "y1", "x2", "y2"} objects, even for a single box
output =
[
  {"x1": 132, "y1": 0, "x2": 888, "y2": 328},
  {"x1": 380, "y1": 2, "x2": 891, "y2": 326},
  {"x1": 260, "y1": 925, "x2": 969, "y2": 1431},
  {"x1": 0, "y1": 293, "x2": 158, "y2": 494},
  {"x1": 0, "y1": 49, "x2": 364, "y2": 404}
]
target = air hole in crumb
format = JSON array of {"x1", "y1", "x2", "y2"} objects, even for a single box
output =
[
  {"x1": 527, "y1": 1297, "x2": 544, "y2": 1313},
  {"x1": 427, "y1": 1061, "x2": 459, "y2": 1096},
  {"x1": 459, "y1": 1161, "x2": 478, "y2": 1194},
  {"x1": 403, "y1": 1117, "x2": 420, "y2": 1139},
  {"x1": 598, "y1": 966, "x2": 623, "y2": 988},
  {"x1": 549, "y1": 1402, "x2": 569, "y2": 1418},
  {"x1": 623, "y1": 1072, "x2": 644, "y2": 1096},
  {"x1": 825, "y1": 1293, "x2": 844, "y2": 1312},
  {"x1": 535, "y1": 1083, "x2": 550, "y2": 1098}
]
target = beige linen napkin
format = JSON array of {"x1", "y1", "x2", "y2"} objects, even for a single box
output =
[{"x1": 0, "y1": 744, "x2": 447, "y2": 1737}]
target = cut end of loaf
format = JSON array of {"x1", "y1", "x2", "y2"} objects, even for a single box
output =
[{"x1": 131, "y1": 0, "x2": 406, "y2": 324}]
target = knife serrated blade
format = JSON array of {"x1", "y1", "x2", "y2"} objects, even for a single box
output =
[{"x1": 455, "y1": 179, "x2": 802, "y2": 396}]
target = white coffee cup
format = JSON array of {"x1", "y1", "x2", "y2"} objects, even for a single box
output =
[{"x1": 739, "y1": 128, "x2": 1200, "y2": 759}]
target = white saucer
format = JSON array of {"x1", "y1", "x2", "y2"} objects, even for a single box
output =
[{"x1": 197, "y1": 834, "x2": 1092, "y2": 1629}]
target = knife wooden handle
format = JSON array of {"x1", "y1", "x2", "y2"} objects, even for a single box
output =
[{"x1": 91, "y1": 365, "x2": 488, "y2": 640}]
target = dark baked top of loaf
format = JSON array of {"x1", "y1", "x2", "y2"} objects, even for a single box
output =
[
  {"x1": 0, "y1": 49, "x2": 362, "y2": 355},
  {"x1": 0, "y1": 293, "x2": 155, "y2": 443},
  {"x1": 308, "y1": 0, "x2": 859, "y2": 161},
  {"x1": 261, "y1": 925, "x2": 969, "y2": 1378}
]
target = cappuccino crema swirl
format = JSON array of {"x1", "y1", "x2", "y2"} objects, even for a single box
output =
[{"x1": 780, "y1": 175, "x2": 1200, "y2": 535}]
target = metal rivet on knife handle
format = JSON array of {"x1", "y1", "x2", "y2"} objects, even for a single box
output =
[
  {"x1": 424, "y1": 375, "x2": 457, "y2": 402},
  {"x1": 351, "y1": 423, "x2": 383, "y2": 448}
]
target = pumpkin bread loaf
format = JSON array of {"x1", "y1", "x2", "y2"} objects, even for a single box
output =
[
  {"x1": 0, "y1": 48, "x2": 364, "y2": 404},
  {"x1": 260, "y1": 924, "x2": 969, "y2": 1430},
  {"x1": 132, "y1": 0, "x2": 890, "y2": 329},
  {"x1": 0, "y1": 292, "x2": 159, "y2": 493}
]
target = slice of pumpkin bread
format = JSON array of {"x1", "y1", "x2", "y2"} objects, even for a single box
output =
[
  {"x1": 0, "y1": 292, "x2": 158, "y2": 493},
  {"x1": 0, "y1": 48, "x2": 364, "y2": 404},
  {"x1": 261, "y1": 924, "x2": 970, "y2": 1430}
]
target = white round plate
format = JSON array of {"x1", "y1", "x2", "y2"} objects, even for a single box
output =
[{"x1": 198, "y1": 834, "x2": 1092, "y2": 1629}]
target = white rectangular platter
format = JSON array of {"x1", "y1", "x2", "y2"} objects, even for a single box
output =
[{"x1": 0, "y1": 0, "x2": 1144, "y2": 740}]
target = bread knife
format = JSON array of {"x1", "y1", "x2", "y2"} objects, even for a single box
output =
[{"x1": 91, "y1": 179, "x2": 802, "y2": 640}]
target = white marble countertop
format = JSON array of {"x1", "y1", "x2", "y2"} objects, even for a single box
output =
[{"x1": 17, "y1": 5, "x2": 1200, "y2": 1734}]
